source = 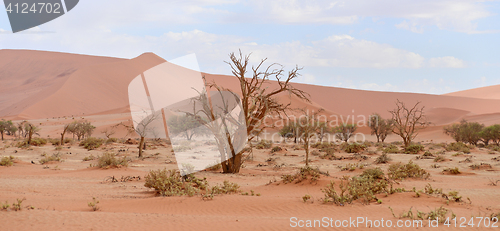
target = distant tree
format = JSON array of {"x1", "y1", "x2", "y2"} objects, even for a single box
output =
[
  {"x1": 444, "y1": 120, "x2": 484, "y2": 145},
  {"x1": 133, "y1": 112, "x2": 161, "y2": 158},
  {"x1": 101, "y1": 127, "x2": 116, "y2": 139},
  {"x1": 167, "y1": 114, "x2": 207, "y2": 140},
  {"x1": 481, "y1": 124, "x2": 500, "y2": 145},
  {"x1": 279, "y1": 122, "x2": 302, "y2": 143},
  {"x1": 0, "y1": 120, "x2": 16, "y2": 140},
  {"x1": 368, "y1": 114, "x2": 394, "y2": 143},
  {"x1": 67, "y1": 121, "x2": 95, "y2": 141},
  {"x1": 317, "y1": 121, "x2": 330, "y2": 143},
  {"x1": 389, "y1": 100, "x2": 427, "y2": 148},
  {"x1": 334, "y1": 124, "x2": 357, "y2": 143},
  {"x1": 296, "y1": 110, "x2": 323, "y2": 166},
  {"x1": 24, "y1": 123, "x2": 40, "y2": 145},
  {"x1": 60, "y1": 124, "x2": 70, "y2": 146}
]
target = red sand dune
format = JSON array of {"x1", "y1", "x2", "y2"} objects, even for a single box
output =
[{"x1": 1, "y1": 49, "x2": 500, "y2": 132}]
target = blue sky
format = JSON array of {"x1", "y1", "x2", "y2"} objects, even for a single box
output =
[{"x1": 1, "y1": 0, "x2": 500, "y2": 94}]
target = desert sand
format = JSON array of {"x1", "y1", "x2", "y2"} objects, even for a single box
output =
[{"x1": 1, "y1": 50, "x2": 500, "y2": 230}]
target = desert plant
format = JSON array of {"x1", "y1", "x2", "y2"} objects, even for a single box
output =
[
  {"x1": 445, "y1": 142, "x2": 470, "y2": 153},
  {"x1": 389, "y1": 100, "x2": 427, "y2": 148},
  {"x1": 444, "y1": 120, "x2": 484, "y2": 145},
  {"x1": 388, "y1": 161, "x2": 430, "y2": 180},
  {"x1": 255, "y1": 140, "x2": 272, "y2": 149},
  {"x1": 97, "y1": 153, "x2": 128, "y2": 168},
  {"x1": 208, "y1": 180, "x2": 240, "y2": 195},
  {"x1": 88, "y1": 197, "x2": 99, "y2": 211},
  {"x1": 442, "y1": 167, "x2": 461, "y2": 175},
  {"x1": 0, "y1": 119, "x2": 16, "y2": 140},
  {"x1": 67, "y1": 121, "x2": 95, "y2": 141},
  {"x1": 334, "y1": 124, "x2": 357, "y2": 143},
  {"x1": 281, "y1": 166, "x2": 323, "y2": 184},
  {"x1": 39, "y1": 153, "x2": 62, "y2": 164},
  {"x1": 374, "y1": 153, "x2": 391, "y2": 164},
  {"x1": 368, "y1": 114, "x2": 394, "y2": 143},
  {"x1": 404, "y1": 143, "x2": 425, "y2": 154},
  {"x1": 342, "y1": 143, "x2": 365, "y2": 153},
  {"x1": 82, "y1": 155, "x2": 96, "y2": 161},
  {"x1": 144, "y1": 169, "x2": 208, "y2": 196},
  {"x1": 79, "y1": 137, "x2": 104, "y2": 150},
  {"x1": 167, "y1": 114, "x2": 208, "y2": 140},
  {"x1": 383, "y1": 145, "x2": 401, "y2": 154},
  {"x1": 11, "y1": 198, "x2": 25, "y2": 211},
  {"x1": 302, "y1": 194, "x2": 311, "y2": 202},
  {"x1": 0, "y1": 156, "x2": 14, "y2": 166}
]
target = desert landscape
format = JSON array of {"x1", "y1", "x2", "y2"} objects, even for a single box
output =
[{"x1": 1, "y1": 50, "x2": 500, "y2": 230}]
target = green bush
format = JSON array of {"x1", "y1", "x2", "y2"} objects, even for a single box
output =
[
  {"x1": 0, "y1": 156, "x2": 14, "y2": 166},
  {"x1": 255, "y1": 140, "x2": 272, "y2": 149},
  {"x1": 404, "y1": 144, "x2": 425, "y2": 154},
  {"x1": 39, "y1": 153, "x2": 62, "y2": 164},
  {"x1": 281, "y1": 166, "x2": 322, "y2": 184},
  {"x1": 271, "y1": 146, "x2": 282, "y2": 153},
  {"x1": 144, "y1": 169, "x2": 208, "y2": 197},
  {"x1": 311, "y1": 142, "x2": 336, "y2": 149},
  {"x1": 388, "y1": 161, "x2": 430, "y2": 180},
  {"x1": 16, "y1": 138, "x2": 47, "y2": 147},
  {"x1": 342, "y1": 143, "x2": 366, "y2": 153},
  {"x1": 383, "y1": 145, "x2": 401, "y2": 154},
  {"x1": 97, "y1": 153, "x2": 128, "y2": 168},
  {"x1": 442, "y1": 167, "x2": 461, "y2": 175},
  {"x1": 374, "y1": 153, "x2": 391, "y2": 164},
  {"x1": 106, "y1": 138, "x2": 118, "y2": 144},
  {"x1": 79, "y1": 137, "x2": 104, "y2": 150},
  {"x1": 322, "y1": 171, "x2": 390, "y2": 205},
  {"x1": 445, "y1": 142, "x2": 470, "y2": 153},
  {"x1": 209, "y1": 180, "x2": 240, "y2": 194}
]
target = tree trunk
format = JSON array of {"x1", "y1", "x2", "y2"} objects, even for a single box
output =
[
  {"x1": 138, "y1": 136, "x2": 145, "y2": 158},
  {"x1": 60, "y1": 126, "x2": 68, "y2": 146},
  {"x1": 305, "y1": 143, "x2": 309, "y2": 166},
  {"x1": 0, "y1": 132, "x2": 3, "y2": 141}
]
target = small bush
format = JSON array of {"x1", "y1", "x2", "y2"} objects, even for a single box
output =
[
  {"x1": 209, "y1": 180, "x2": 240, "y2": 195},
  {"x1": 97, "y1": 153, "x2": 128, "y2": 168},
  {"x1": 338, "y1": 163, "x2": 366, "y2": 171},
  {"x1": 88, "y1": 197, "x2": 99, "y2": 211},
  {"x1": 0, "y1": 156, "x2": 14, "y2": 166},
  {"x1": 106, "y1": 138, "x2": 118, "y2": 144},
  {"x1": 281, "y1": 166, "x2": 323, "y2": 184},
  {"x1": 39, "y1": 153, "x2": 62, "y2": 164},
  {"x1": 442, "y1": 167, "x2": 461, "y2": 175},
  {"x1": 434, "y1": 155, "x2": 446, "y2": 162},
  {"x1": 311, "y1": 142, "x2": 335, "y2": 149},
  {"x1": 388, "y1": 161, "x2": 430, "y2": 180},
  {"x1": 445, "y1": 142, "x2": 470, "y2": 153},
  {"x1": 82, "y1": 155, "x2": 96, "y2": 161},
  {"x1": 16, "y1": 138, "x2": 47, "y2": 147},
  {"x1": 374, "y1": 153, "x2": 391, "y2": 164},
  {"x1": 144, "y1": 169, "x2": 208, "y2": 197},
  {"x1": 302, "y1": 194, "x2": 311, "y2": 202},
  {"x1": 342, "y1": 143, "x2": 366, "y2": 153},
  {"x1": 383, "y1": 145, "x2": 401, "y2": 154},
  {"x1": 271, "y1": 146, "x2": 282, "y2": 153},
  {"x1": 255, "y1": 140, "x2": 272, "y2": 149},
  {"x1": 80, "y1": 137, "x2": 104, "y2": 150},
  {"x1": 405, "y1": 144, "x2": 425, "y2": 154},
  {"x1": 322, "y1": 172, "x2": 390, "y2": 205},
  {"x1": 319, "y1": 148, "x2": 337, "y2": 160}
]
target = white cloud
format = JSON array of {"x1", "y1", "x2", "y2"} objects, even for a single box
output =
[
  {"x1": 429, "y1": 56, "x2": 466, "y2": 68},
  {"x1": 247, "y1": 0, "x2": 494, "y2": 34}
]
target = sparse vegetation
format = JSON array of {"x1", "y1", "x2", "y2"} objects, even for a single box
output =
[
  {"x1": 255, "y1": 140, "x2": 272, "y2": 149},
  {"x1": 97, "y1": 153, "x2": 128, "y2": 168},
  {"x1": 39, "y1": 153, "x2": 62, "y2": 164},
  {"x1": 79, "y1": 137, "x2": 104, "y2": 150},
  {"x1": 389, "y1": 206, "x2": 453, "y2": 223},
  {"x1": 442, "y1": 167, "x2": 461, "y2": 175},
  {"x1": 383, "y1": 145, "x2": 401, "y2": 154},
  {"x1": 374, "y1": 153, "x2": 391, "y2": 164},
  {"x1": 322, "y1": 169, "x2": 391, "y2": 205},
  {"x1": 281, "y1": 166, "x2": 323, "y2": 184},
  {"x1": 0, "y1": 156, "x2": 14, "y2": 166},
  {"x1": 388, "y1": 161, "x2": 430, "y2": 180},
  {"x1": 342, "y1": 143, "x2": 366, "y2": 153},
  {"x1": 389, "y1": 100, "x2": 427, "y2": 148},
  {"x1": 404, "y1": 143, "x2": 425, "y2": 154},
  {"x1": 445, "y1": 142, "x2": 470, "y2": 153},
  {"x1": 144, "y1": 169, "x2": 207, "y2": 197},
  {"x1": 88, "y1": 197, "x2": 99, "y2": 211},
  {"x1": 368, "y1": 114, "x2": 394, "y2": 143}
]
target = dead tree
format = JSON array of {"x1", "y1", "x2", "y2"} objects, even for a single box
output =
[{"x1": 389, "y1": 100, "x2": 427, "y2": 147}]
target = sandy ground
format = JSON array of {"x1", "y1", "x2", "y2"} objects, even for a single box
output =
[{"x1": 1, "y1": 137, "x2": 500, "y2": 231}]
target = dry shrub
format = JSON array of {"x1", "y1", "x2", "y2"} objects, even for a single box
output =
[
  {"x1": 80, "y1": 137, "x2": 104, "y2": 150},
  {"x1": 97, "y1": 153, "x2": 128, "y2": 168},
  {"x1": 39, "y1": 153, "x2": 62, "y2": 164},
  {"x1": 323, "y1": 168, "x2": 390, "y2": 205},
  {"x1": 281, "y1": 166, "x2": 324, "y2": 184},
  {"x1": 388, "y1": 161, "x2": 430, "y2": 180},
  {"x1": 374, "y1": 153, "x2": 391, "y2": 164},
  {"x1": 0, "y1": 156, "x2": 14, "y2": 166},
  {"x1": 446, "y1": 142, "x2": 470, "y2": 153}
]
